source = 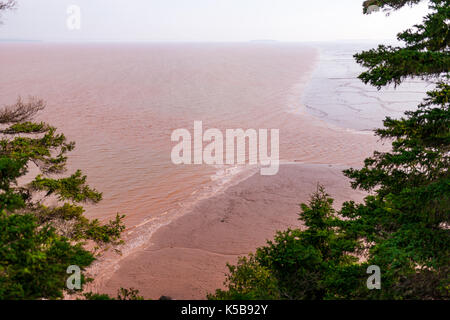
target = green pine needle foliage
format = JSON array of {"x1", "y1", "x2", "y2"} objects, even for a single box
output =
[{"x1": 0, "y1": 98, "x2": 126, "y2": 299}]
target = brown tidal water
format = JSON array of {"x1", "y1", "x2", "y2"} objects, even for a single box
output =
[{"x1": 0, "y1": 43, "x2": 320, "y2": 227}]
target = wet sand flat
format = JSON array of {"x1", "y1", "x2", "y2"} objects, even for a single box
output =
[{"x1": 100, "y1": 163, "x2": 367, "y2": 299}]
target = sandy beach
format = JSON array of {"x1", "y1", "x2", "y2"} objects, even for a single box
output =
[{"x1": 98, "y1": 163, "x2": 367, "y2": 299}]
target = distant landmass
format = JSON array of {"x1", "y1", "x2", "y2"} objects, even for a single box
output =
[
  {"x1": 0, "y1": 39, "x2": 43, "y2": 42},
  {"x1": 249, "y1": 39, "x2": 279, "y2": 43}
]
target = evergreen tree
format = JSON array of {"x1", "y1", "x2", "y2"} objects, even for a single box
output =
[
  {"x1": 0, "y1": 98, "x2": 126, "y2": 299},
  {"x1": 341, "y1": 0, "x2": 449, "y2": 299}
]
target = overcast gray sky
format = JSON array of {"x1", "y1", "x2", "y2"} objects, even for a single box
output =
[{"x1": 0, "y1": 0, "x2": 429, "y2": 42}]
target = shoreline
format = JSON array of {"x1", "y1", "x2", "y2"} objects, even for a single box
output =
[
  {"x1": 95, "y1": 163, "x2": 367, "y2": 299},
  {"x1": 85, "y1": 163, "x2": 262, "y2": 293}
]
